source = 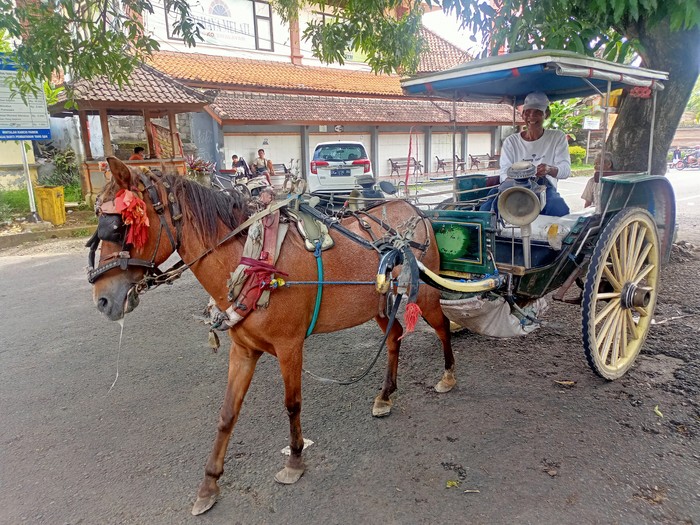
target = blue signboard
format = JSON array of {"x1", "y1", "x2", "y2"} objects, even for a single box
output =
[{"x1": 0, "y1": 59, "x2": 51, "y2": 140}]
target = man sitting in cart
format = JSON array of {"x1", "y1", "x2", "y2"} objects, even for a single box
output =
[{"x1": 481, "y1": 91, "x2": 571, "y2": 216}]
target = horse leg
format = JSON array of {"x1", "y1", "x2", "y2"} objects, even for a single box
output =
[
  {"x1": 420, "y1": 298, "x2": 456, "y2": 393},
  {"x1": 192, "y1": 343, "x2": 262, "y2": 516},
  {"x1": 274, "y1": 349, "x2": 306, "y2": 485},
  {"x1": 372, "y1": 315, "x2": 403, "y2": 417}
]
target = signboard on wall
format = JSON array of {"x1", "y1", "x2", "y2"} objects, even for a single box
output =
[
  {"x1": 583, "y1": 116, "x2": 601, "y2": 130},
  {"x1": 164, "y1": 0, "x2": 273, "y2": 51},
  {"x1": 0, "y1": 61, "x2": 51, "y2": 140}
]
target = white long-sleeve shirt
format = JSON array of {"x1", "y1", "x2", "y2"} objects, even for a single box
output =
[{"x1": 499, "y1": 129, "x2": 571, "y2": 187}]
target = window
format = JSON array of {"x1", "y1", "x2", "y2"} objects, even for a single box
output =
[{"x1": 253, "y1": 0, "x2": 273, "y2": 51}]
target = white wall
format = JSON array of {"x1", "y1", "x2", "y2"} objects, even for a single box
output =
[
  {"x1": 431, "y1": 131, "x2": 463, "y2": 171},
  {"x1": 224, "y1": 133, "x2": 301, "y2": 170},
  {"x1": 467, "y1": 132, "x2": 492, "y2": 157},
  {"x1": 378, "y1": 132, "x2": 425, "y2": 178},
  {"x1": 147, "y1": 0, "x2": 291, "y2": 61}
]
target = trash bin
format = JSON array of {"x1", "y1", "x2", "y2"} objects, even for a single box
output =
[{"x1": 35, "y1": 186, "x2": 66, "y2": 226}]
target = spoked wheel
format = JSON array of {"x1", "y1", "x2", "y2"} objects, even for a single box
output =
[
  {"x1": 581, "y1": 208, "x2": 660, "y2": 379},
  {"x1": 234, "y1": 183, "x2": 251, "y2": 199}
]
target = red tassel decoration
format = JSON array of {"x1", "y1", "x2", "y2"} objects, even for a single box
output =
[
  {"x1": 403, "y1": 302, "x2": 422, "y2": 334},
  {"x1": 115, "y1": 189, "x2": 150, "y2": 249}
]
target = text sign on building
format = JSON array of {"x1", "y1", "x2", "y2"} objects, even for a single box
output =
[
  {"x1": 0, "y1": 60, "x2": 51, "y2": 141},
  {"x1": 582, "y1": 116, "x2": 601, "y2": 130}
]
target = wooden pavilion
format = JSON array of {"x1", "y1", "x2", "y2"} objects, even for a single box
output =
[{"x1": 48, "y1": 64, "x2": 211, "y2": 201}]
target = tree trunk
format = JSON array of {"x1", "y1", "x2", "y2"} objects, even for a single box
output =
[{"x1": 608, "y1": 21, "x2": 700, "y2": 174}]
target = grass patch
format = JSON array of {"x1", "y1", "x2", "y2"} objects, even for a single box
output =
[
  {"x1": 63, "y1": 184, "x2": 83, "y2": 202},
  {"x1": 71, "y1": 228, "x2": 93, "y2": 237},
  {"x1": 0, "y1": 189, "x2": 30, "y2": 222},
  {"x1": 0, "y1": 189, "x2": 30, "y2": 213}
]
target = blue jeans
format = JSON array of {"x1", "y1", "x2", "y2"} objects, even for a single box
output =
[{"x1": 480, "y1": 184, "x2": 570, "y2": 217}]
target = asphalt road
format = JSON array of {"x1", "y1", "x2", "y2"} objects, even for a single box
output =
[{"x1": 0, "y1": 177, "x2": 699, "y2": 524}]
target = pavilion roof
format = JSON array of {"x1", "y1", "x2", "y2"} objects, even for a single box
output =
[{"x1": 48, "y1": 63, "x2": 211, "y2": 115}]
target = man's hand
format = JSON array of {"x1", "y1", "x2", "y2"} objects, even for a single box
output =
[{"x1": 536, "y1": 163, "x2": 550, "y2": 178}]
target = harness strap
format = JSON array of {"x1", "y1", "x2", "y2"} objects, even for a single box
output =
[
  {"x1": 355, "y1": 208, "x2": 430, "y2": 253},
  {"x1": 300, "y1": 203, "x2": 429, "y2": 254},
  {"x1": 306, "y1": 240, "x2": 323, "y2": 337}
]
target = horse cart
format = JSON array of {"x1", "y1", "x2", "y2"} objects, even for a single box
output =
[
  {"x1": 86, "y1": 50, "x2": 674, "y2": 514},
  {"x1": 402, "y1": 49, "x2": 674, "y2": 380}
]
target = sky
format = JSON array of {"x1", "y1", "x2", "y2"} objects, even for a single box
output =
[{"x1": 422, "y1": 10, "x2": 482, "y2": 55}]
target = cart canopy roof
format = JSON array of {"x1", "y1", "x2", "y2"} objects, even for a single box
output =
[{"x1": 401, "y1": 49, "x2": 668, "y2": 104}]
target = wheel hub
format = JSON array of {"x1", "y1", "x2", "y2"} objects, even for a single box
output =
[{"x1": 621, "y1": 283, "x2": 652, "y2": 309}]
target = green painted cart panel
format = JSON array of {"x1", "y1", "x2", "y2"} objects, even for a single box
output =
[{"x1": 429, "y1": 209, "x2": 496, "y2": 274}]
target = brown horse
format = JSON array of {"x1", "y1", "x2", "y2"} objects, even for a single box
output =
[{"x1": 90, "y1": 157, "x2": 455, "y2": 515}]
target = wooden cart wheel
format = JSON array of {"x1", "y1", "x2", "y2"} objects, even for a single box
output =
[{"x1": 581, "y1": 208, "x2": 660, "y2": 380}]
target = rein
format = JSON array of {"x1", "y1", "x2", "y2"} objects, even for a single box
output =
[{"x1": 138, "y1": 195, "x2": 297, "y2": 291}]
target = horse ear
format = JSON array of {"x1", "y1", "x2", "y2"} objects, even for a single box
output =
[{"x1": 107, "y1": 157, "x2": 133, "y2": 189}]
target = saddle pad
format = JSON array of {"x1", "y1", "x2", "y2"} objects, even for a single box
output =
[{"x1": 284, "y1": 208, "x2": 334, "y2": 252}]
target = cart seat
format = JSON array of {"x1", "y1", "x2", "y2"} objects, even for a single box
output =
[{"x1": 497, "y1": 208, "x2": 595, "y2": 249}]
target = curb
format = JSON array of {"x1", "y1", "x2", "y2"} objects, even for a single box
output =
[{"x1": 0, "y1": 225, "x2": 94, "y2": 250}]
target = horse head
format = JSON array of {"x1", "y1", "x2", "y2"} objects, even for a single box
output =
[{"x1": 89, "y1": 157, "x2": 182, "y2": 320}]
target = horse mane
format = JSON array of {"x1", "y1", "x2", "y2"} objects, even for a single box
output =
[{"x1": 166, "y1": 174, "x2": 248, "y2": 247}]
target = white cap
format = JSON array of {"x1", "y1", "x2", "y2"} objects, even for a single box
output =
[{"x1": 523, "y1": 92, "x2": 550, "y2": 113}]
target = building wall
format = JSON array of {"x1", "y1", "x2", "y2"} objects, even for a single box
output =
[
  {"x1": 466, "y1": 132, "x2": 492, "y2": 157},
  {"x1": 0, "y1": 141, "x2": 38, "y2": 190},
  {"x1": 145, "y1": 0, "x2": 370, "y2": 70},
  {"x1": 224, "y1": 130, "x2": 301, "y2": 170},
  {"x1": 378, "y1": 132, "x2": 426, "y2": 178},
  {"x1": 430, "y1": 131, "x2": 463, "y2": 172}
]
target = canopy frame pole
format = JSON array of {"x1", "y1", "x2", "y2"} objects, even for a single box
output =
[
  {"x1": 647, "y1": 89, "x2": 658, "y2": 175},
  {"x1": 452, "y1": 93, "x2": 457, "y2": 199},
  {"x1": 594, "y1": 80, "x2": 612, "y2": 215}
]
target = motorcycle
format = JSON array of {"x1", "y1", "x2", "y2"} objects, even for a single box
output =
[
  {"x1": 210, "y1": 159, "x2": 272, "y2": 198},
  {"x1": 675, "y1": 153, "x2": 700, "y2": 170}
]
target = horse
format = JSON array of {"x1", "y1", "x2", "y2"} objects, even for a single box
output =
[{"x1": 89, "y1": 157, "x2": 455, "y2": 515}]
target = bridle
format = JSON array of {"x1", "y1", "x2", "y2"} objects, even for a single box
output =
[{"x1": 86, "y1": 169, "x2": 183, "y2": 287}]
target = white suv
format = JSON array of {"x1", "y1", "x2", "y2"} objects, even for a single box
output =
[{"x1": 308, "y1": 141, "x2": 374, "y2": 197}]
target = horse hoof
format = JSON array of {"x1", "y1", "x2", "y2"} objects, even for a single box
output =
[
  {"x1": 274, "y1": 466, "x2": 305, "y2": 484},
  {"x1": 191, "y1": 494, "x2": 218, "y2": 516},
  {"x1": 372, "y1": 397, "x2": 392, "y2": 417},
  {"x1": 434, "y1": 370, "x2": 456, "y2": 393}
]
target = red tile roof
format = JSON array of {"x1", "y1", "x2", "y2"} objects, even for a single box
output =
[
  {"x1": 417, "y1": 27, "x2": 470, "y2": 74},
  {"x1": 50, "y1": 64, "x2": 211, "y2": 112},
  {"x1": 150, "y1": 27, "x2": 471, "y2": 97},
  {"x1": 210, "y1": 91, "x2": 514, "y2": 125},
  {"x1": 150, "y1": 51, "x2": 403, "y2": 97}
]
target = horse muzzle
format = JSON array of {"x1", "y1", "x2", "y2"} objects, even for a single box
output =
[{"x1": 95, "y1": 283, "x2": 140, "y2": 321}]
